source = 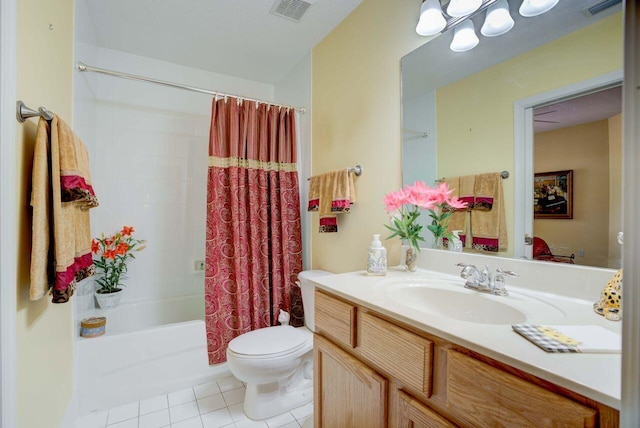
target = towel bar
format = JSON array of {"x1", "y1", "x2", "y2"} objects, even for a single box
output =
[
  {"x1": 435, "y1": 170, "x2": 509, "y2": 183},
  {"x1": 16, "y1": 101, "x2": 54, "y2": 123},
  {"x1": 307, "y1": 165, "x2": 362, "y2": 181}
]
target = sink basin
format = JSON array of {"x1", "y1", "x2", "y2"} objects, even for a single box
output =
[{"x1": 378, "y1": 278, "x2": 566, "y2": 325}]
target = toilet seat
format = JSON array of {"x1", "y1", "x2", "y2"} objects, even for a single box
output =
[{"x1": 228, "y1": 325, "x2": 308, "y2": 359}]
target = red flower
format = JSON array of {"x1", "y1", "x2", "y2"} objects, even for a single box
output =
[
  {"x1": 91, "y1": 239, "x2": 100, "y2": 254},
  {"x1": 116, "y1": 242, "x2": 129, "y2": 256},
  {"x1": 103, "y1": 249, "x2": 117, "y2": 260},
  {"x1": 104, "y1": 238, "x2": 114, "y2": 247},
  {"x1": 121, "y1": 226, "x2": 135, "y2": 236}
]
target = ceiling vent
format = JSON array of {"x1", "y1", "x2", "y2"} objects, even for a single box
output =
[
  {"x1": 581, "y1": 0, "x2": 622, "y2": 17},
  {"x1": 270, "y1": 0, "x2": 315, "y2": 23}
]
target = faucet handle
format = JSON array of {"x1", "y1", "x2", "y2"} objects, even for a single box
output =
[
  {"x1": 455, "y1": 262, "x2": 471, "y2": 268},
  {"x1": 496, "y1": 267, "x2": 518, "y2": 277}
]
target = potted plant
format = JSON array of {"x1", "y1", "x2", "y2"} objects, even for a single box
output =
[{"x1": 92, "y1": 226, "x2": 146, "y2": 309}]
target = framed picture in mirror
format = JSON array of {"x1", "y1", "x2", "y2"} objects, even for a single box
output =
[{"x1": 534, "y1": 170, "x2": 573, "y2": 219}]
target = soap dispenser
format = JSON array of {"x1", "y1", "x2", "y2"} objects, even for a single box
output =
[
  {"x1": 449, "y1": 230, "x2": 463, "y2": 252},
  {"x1": 367, "y1": 234, "x2": 387, "y2": 276}
]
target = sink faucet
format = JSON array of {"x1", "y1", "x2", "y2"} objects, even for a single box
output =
[{"x1": 455, "y1": 263, "x2": 518, "y2": 296}]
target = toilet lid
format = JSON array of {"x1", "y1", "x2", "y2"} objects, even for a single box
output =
[{"x1": 228, "y1": 325, "x2": 307, "y2": 357}]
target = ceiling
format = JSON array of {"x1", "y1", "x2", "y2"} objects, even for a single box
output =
[
  {"x1": 533, "y1": 86, "x2": 622, "y2": 133},
  {"x1": 83, "y1": 0, "x2": 362, "y2": 84}
]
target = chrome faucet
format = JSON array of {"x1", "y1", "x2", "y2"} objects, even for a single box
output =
[{"x1": 455, "y1": 263, "x2": 518, "y2": 296}]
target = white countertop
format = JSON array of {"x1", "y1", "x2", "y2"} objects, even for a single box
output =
[{"x1": 310, "y1": 266, "x2": 622, "y2": 410}]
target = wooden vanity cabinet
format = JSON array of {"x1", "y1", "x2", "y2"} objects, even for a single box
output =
[{"x1": 313, "y1": 289, "x2": 619, "y2": 428}]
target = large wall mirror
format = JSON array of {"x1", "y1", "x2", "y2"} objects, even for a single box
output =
[{"x1": 401, "y1": 0, "x2": 622, "y2": 269}]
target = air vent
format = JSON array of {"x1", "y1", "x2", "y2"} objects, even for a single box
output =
[
  {"x1": 270, "y1": 0, "x2": 315, "y2": 23},
  {"x1": 581, "y1": 0, "x2": 622, "y2": 17}
]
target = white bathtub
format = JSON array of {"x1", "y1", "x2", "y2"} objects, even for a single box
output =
[{"x1": 76, "y1": 295, "x2": 229, "y2": 415}]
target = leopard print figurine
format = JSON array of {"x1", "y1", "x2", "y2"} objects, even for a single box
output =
[{"x1": 593, "y1": 269, "x2": 622, "y2": 321}]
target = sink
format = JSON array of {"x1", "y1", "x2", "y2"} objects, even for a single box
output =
[{"x1": 378, "y1": 278, "x2": 566, "y2": 325}]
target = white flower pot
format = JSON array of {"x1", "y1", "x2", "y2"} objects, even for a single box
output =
[{"x1": 95, "y1": 289, "x2": 123, "y2": 310}]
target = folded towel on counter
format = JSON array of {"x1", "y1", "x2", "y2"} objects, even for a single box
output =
[
  {"x1": 473, "y1": 171, "x2": 499, "y2": 211},
  {"x1": 471, "y1": 172, "x2": 507, "y2": 252},
  {"x1": 30, "y1": 116, "x2": 99, "y2": 303},
  {"x1": 512, "y1": 324, "x2": 621, "y2": 353},
  {"x1": 444, "y1": 176, "x2": 468, "y2": 248},
  {"x1": 307, "y1": 169, "x2": 355, "y2": 233}
]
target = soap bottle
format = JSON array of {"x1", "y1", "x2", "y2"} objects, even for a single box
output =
[
  {"x1": 367, "y1": 234, "x2": 387, "y2": 276},
  {"x1": 449, "y1": 230, "x2": 463, "y2": 252}
]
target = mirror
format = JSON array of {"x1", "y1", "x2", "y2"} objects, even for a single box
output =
[{"x1": 401, "y1": 0, "x2": 623, "y2": 268}]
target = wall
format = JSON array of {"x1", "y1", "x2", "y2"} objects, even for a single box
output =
[
  {"x1": 311, "y1": 0, "x2": 425, "y2": 271},
  {"x1": 436, "y1": 13, "x2": 623, "y2": 257},
  {"x1": 72, "y1": 39, "x2": 276, "y2": 325},
  {"x1": 15, "y1": 0, "x2": 75, "y2": 426},
  {"x1": 534, "y1": 120, "x2": 610, "y2": 267},
  {"x1": 608, "y1": 113, "x2": 623, "y2": 267}
]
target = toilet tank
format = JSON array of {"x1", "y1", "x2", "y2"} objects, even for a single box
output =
[{"x1": 297, "y1": 270, "x2": 332, "y2": 332}]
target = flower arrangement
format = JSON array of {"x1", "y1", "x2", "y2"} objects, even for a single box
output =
[
  {"x1": 383, "y1": 182, "x2": 467, "y2": 250},
  {"x1": 92, "y1": 226, "x2": 146, "y2": 294}
]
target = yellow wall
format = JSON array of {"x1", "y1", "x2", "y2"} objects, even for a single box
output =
[
  {"x1": 16, "y1": 0, "x2": 76, "y2": 426},
  {"x1": 311, "y1": 0, "x2": 426, "y2": 271},
  {"x1": 534, "y1": 120, "x2": 610, "y2": 267},
  {"x1": 608, "y1": 113, "x2": 623, "y2": 267},
  {"x1": 436, "y1": 13, "x2": 623, "y2": 257}
]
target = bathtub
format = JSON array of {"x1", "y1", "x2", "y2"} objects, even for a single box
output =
[{"x1": 76, "y1": 294, "x2": 229, "y2": 415}]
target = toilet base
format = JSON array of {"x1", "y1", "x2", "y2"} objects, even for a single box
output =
[{"x1": 242, "y1": 354, "x2": 313, "y2": 420}]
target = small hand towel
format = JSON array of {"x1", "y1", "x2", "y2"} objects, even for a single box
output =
[
  {"x1": 473, "y1": 171, "x2": 498, "y2": 211},
  {"x1": 470, "y1": 172, "x2": 507, "y2": 252},
  {"x1": 30, "y1": 116, "x2": 99, "y2": 303},
  {"x1": 443, "y1": 176, "x2": 468, "y2": 248},
  {"x1": 307, "y1": 169, "x2": 355, "y2": 233}
]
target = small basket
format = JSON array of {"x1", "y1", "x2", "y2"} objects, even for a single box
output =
[{"x1": 81, "y1": 316, "x2": 106, "y2": 338}]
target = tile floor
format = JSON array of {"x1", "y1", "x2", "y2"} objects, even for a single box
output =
[{"x1": 77, "y1": 375, "x2": 313, "y2": 428}]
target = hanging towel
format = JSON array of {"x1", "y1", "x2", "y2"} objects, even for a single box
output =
[
  {"x1": 30, "y1": 116, "x2": 99, "y2": 303},
  {"x1": 473, "y1": 172, "x2": 498, "y2": 211},
  {"x1": 443, "y1": 176, "x2": 468, "y2": 248},
  {"x1": 470, "y1": 172, "x2": 507, "y2": 252},
  {"x1": 307, "y1": 169, "x2": 355, "y2": 233}
]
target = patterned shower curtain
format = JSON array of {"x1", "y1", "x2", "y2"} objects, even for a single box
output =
[{"x1": 205, "y1": 97, "x2": 303, "y2": 365}]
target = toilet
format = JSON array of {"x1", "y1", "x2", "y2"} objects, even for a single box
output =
[{"x1": 226, "y1": 270, "x2": 332, "y2": 420}]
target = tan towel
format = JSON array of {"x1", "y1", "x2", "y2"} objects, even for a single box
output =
[
  {"x1": 470, "y1": 172, "x2": 507, "y2": 252},
  {"x1": 307, "y1": 169, "x2": 355, "y2": 233},
  {"x1": 473, "y1": 171, "x2": 498, "y2": 211},
  {"x1": 30, "y1": 116, "x2": 99, "y2": 303},
  {"x1": 443, "y1": 177, "x2": 468, "y2": 248}
]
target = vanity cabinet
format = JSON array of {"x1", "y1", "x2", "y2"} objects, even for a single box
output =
[{"x1": 313, "y1": 289, "x2": 619, "y2": 428}]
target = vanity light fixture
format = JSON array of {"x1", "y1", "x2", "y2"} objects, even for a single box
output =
[
  {"x1": 450, "y1": 20, "x2": 479, "y2": 52},
  {"x1": 481, "y1": 0, "x2": 514, "y2": 37},
  {"x1": 519, "y1": 0, "x2": 559, "y2": 17},
  {"x1": 447, "y1": 0, "x2": 482, "y2": 17},
  {"x1": 416, "y1": 0, "x2": 447, "y2": 36}
]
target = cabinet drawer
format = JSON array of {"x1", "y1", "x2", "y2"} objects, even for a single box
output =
[
  {"x1": 315, "y1": 290, "x2": 357, "y2": 348},
  {"x1": 446, "y1": 350, "x2": 597, "y2": 427},
  {"x1": 397, "y1": 390, "x2": 458, "y2": 428},
  {"x1": 360, "y1": 312, "x2": 433, "y2": 396}
]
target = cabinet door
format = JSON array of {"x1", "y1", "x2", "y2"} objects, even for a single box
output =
[
  {"x1": 397, "y1": 390, "x2": 458, "y2": 428},
  {"x1": 314, "y1": 334, "x2": 388, "y2": 428}
]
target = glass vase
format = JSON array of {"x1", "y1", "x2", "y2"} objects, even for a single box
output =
[
  {"x1": 433, "y1": 236, "x2": 444, "y2": 250},
  {"x1": 405, "y1": 247, "x2": 418, "y2": 272}
]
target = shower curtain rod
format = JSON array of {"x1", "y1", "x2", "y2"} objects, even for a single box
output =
[{"x1": 75, "y1": 62, "x2": 306, "y2": 114}]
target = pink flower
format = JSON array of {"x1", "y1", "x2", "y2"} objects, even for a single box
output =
[
  {"x1": 432, "y1": 182, "x2": 455, "y2": 205},
  {"x1": 446, "y1": 195, "x2": 468, "y2": 210},
  {"x1": 383, "y1": 189, "x2": 408, "y2": 212}
]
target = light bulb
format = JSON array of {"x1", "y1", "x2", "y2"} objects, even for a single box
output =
[
  {"x1": 481, "y1": 0, "x2": 515, "y2": 37},
  {"x1": 447, "y1": 0, "x2": 482, "y2": 17},
  {"x1": 450, "y1": 20, "x2": 479, "y2": 52},
  {"x1": 519, "y1": 0, "x2": 559, "y2": 17},
  {"x1": 416, "y1": 0, "x2": 446, "y2": 36}
]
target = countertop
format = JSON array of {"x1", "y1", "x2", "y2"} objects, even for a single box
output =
[{"x1": 309, "y1": 266, "x2": 622, "y2": 410}]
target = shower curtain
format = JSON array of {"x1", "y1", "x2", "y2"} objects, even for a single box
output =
[{"x1": 205, "y1": 97, "x2": 303, "y2": 364}]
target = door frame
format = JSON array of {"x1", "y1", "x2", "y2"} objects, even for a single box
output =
[
  {"x1": 0, "y1": 0, "x2": 19, "y2": 426},
  {"x1": 513, "y1": 70, "x2": 623, "y2": 260}
]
